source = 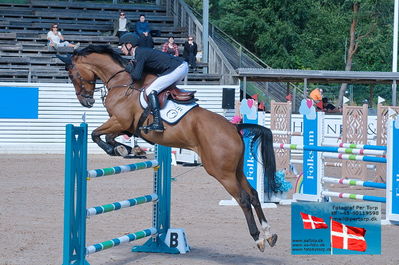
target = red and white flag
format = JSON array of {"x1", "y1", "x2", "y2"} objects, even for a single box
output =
[
  {"x1": 300, "y1": 212, "x2": 328, "y2": 229},
  {"x1": 331, "y1": 219, "x2": 367, "y2": 252}
]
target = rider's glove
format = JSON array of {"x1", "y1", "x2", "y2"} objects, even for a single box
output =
[{"x1": 125, "y1": 61, "x2": 135, "y2": 73}]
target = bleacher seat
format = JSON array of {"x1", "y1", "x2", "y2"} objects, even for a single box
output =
[{"x1": 0, "y1": 1, "x2": 219, "y2": 84}]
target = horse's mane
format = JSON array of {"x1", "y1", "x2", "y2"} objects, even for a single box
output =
[{"x1": 73, "y1": 44, "x2": 127, "y2": 66}]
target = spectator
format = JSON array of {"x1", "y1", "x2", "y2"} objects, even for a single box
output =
[
  {"x1": 135, "y1": 14, "x2": 154, "y2": 48},
  {"x1": 322, "y1": 97, "x2": 340, "y2": 113},
  {"x1": 112, "y1": 11, "x2": 133, "y2": 39},
  {"x1": 162, "y1": 36, "x2": 179, "y2": 57},
  {"x1": 183, "y1": 36, "x2": 198, "y2": 72},
  {"x1": 47, "y1": 24, "x2": 79, "y2": 49},
  {"x1": 309, "y1": 88, "x2": 323, "y2": 101}
]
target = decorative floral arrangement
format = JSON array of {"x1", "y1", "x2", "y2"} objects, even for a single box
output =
[
  {"x1": 230, "y1": 115, "x2": 242, "y2": 124},
  {"x1": 274, "y1": 170, "x2": 292, "y2": 193}
]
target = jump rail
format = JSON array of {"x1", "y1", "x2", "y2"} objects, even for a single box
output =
[
  {"x1": 87, "y1": 160, "x2": 158, "y2": 178},
  {"x1": 322, "y1": 176, "x2": 386, "y2": 189},
  {"x1": 273, "y1": 143, "x2": 386, "y2": 156}
]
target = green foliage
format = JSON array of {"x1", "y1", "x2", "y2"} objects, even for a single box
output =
[{"x1": 185, "y1": 0, "x2": 395, "y2": 104}]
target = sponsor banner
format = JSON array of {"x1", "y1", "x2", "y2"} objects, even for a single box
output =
[
  {"x1": 0, "y1": 87, "x2": 38, "y2": 119},
  {"x1": 291, "y1": 202, "x2": 381, "y2": 255}
]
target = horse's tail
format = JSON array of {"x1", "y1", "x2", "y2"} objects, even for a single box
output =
[{"x1": 236, "y1": 123, "x2": 277, "y2": 197}]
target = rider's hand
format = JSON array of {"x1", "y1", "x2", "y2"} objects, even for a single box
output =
[{"x1": 125, "y1": 61, "x2": 135, "y2": 73}]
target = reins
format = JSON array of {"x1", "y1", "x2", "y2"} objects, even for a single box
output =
[{"x1": 68, "y1": 60, "x2": 143, "y2": 105}]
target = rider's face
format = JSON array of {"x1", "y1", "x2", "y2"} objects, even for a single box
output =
[{"x1": 120, "y1": 44, "x2": 130, "y2": 55}]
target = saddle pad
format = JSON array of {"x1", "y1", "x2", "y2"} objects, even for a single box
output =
[{"x1": 140, "y1": 91, "x2": 198, "y2": 124}]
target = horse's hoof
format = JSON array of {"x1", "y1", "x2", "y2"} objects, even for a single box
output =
[
  {"x1": 114, "y1": 145, "x2": 128, "y2": 157},
  {"x1": 266, "y1": 234, "x2": 278, "y2": 247},
  {"x1": 256, "y1": 238, "x2": 266, "y2": 252}
]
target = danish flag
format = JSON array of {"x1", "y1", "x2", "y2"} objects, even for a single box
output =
[
  {"x1": 331, "y1": 220, "x2": 367, "y2": 252},
  {"x1": 300, "y1": 212, "x2": 328, "y2": 229}
]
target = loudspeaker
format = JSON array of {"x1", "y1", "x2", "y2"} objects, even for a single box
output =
[{"x1": 222, "y1": 88, "x2": 235, "y2": 109}]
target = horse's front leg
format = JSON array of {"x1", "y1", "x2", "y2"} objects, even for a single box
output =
[
  {"x1": 91, "y1": 116, "x2": 130, "y2": 156},
  {"x1": 105, "y1": 133, "x2": 133, "y2": 157}
]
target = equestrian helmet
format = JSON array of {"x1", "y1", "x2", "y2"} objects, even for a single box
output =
[{"x1": 119, "y1": 33, "x2": 140, "y2": 46}]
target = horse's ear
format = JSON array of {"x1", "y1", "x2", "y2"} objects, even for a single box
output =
[{"x1": 56, "y1": 54, "x2": 73, "y2": 67}]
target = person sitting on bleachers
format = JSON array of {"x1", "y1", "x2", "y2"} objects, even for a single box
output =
[
  {"x1": 162, "y1": 36, "x2": 179, "y2": 57},
  {"x1": 322, "y1": 97, "x2": 340, "y2": 113},
  {"x1": 183, "y1": 36, "x2": 198, "y2": 72},
  {"x1": 135, "y1": 14, "x2": 154, "y2": 48},
  {"x1": 112, "y1": 11, "x2": 133, "y2": 39},
  {"x1": 47, "y1": 24, "x2": 79, "y2": 49}
]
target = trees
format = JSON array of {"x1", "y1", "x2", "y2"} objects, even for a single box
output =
[
  {"x1": 338, "y1": 0, "x2": 393, "y2": 105},
  {"x1": 185, "y1": 0, "x2": 394, "y2": 104}
]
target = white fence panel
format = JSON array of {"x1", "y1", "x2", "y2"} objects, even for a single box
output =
[{"x1": 0, "y1": 82, "x2": 239, "y2": 154}]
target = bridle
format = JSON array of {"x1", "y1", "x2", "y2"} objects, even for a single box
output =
[{"x1": 67, "y1": 60, "x2": 138, "y2": 104}]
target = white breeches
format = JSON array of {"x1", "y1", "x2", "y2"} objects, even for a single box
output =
[
  {"x1": 57, "y1": 41, "x2": 70, "y2": 47},
  {"x1": 145, "y1": 62, "x2": 188, "y2": 95}
]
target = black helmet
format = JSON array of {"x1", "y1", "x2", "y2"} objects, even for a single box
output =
[{"x1": 119, "y1": 33, "x2": 140, "y2": 46}]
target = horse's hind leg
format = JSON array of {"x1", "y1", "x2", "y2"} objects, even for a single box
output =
[
  {"x1": 216, "y1": 175, "x2": 266, "y2": 251},
  {"x1": 243, "y1": 181, "x2": 278, "y2": 248},
  {"x1": 236, "y1": 156, "x2": 278, "y2": 248}
]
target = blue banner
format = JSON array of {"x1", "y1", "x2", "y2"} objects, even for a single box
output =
[
  {"x1": 303, "y1": 114, "x2": 318, "y2": 195},
  {"x1": 0, "y1": 87, "x2": 38, "y2": 119},
  {"x1": 391, "y1": 120, "x2": 399, "y2": 217},
  {"x1": 241, "y1": 99, "x2": 258, "y2": 189},
  {"x1": 243, "y1": 135, "x2": 257, "y2": 189}
]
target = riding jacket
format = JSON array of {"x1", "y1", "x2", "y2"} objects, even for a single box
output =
[{"x1": 128, "y1": 47, "x2": 184, "y2": 81}]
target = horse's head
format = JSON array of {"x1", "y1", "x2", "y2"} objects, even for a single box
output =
[{"x1": 57, "y1": 54, "x2": 96, "y2": 108}]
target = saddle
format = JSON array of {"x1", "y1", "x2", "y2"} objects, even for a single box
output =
[
  {"x1": 143, "y1": 86, "x2": 196, "y2": 108},
  {"x1": 135, "y1": 86, "x2": 198, "y2": 140}
]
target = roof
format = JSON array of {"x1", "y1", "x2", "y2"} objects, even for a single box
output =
[{"x1": 236, "y1": 68, "x2": 399, "y2": 84}]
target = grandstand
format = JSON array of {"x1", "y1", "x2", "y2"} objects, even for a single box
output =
[
  {"x1": 0, "y1": 0, "x2": 221, "y2": 84},
  {"x1": 0, "y1": 0, "x2": 304, "y2": 108}
]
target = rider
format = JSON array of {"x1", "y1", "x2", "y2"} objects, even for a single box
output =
[{"x1": 119, "y1": 32, "x2": 188, "y2": 132}]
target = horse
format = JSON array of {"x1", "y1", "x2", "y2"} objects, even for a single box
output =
[{"x1": 57, "y1": 44, "x2": 278, "y2": 252}]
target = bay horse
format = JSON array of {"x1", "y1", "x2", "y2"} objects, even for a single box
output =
[{"x1": 57, "y1": 45, "x2": 278, "y2": 252}]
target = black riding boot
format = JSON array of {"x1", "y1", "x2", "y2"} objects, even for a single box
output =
[{"x1": 145, "y1": 91, "x2": 164, "y2": 132}]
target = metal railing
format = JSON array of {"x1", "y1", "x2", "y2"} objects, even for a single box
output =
[
  {"x1": 208, "y1": 19, "x2": 304, "y2": 110},
  {"x1": 166, "y1": 0, "x2": 236, "y2": 84}
]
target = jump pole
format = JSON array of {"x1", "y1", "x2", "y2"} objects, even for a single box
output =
[{"x1": 63, "y1": 123, "x2": 185, "y2": 265}]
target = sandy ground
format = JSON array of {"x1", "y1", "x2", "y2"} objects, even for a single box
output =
[{"x1": 1, "y1": 154, "x2": 398, "y2": 265}]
